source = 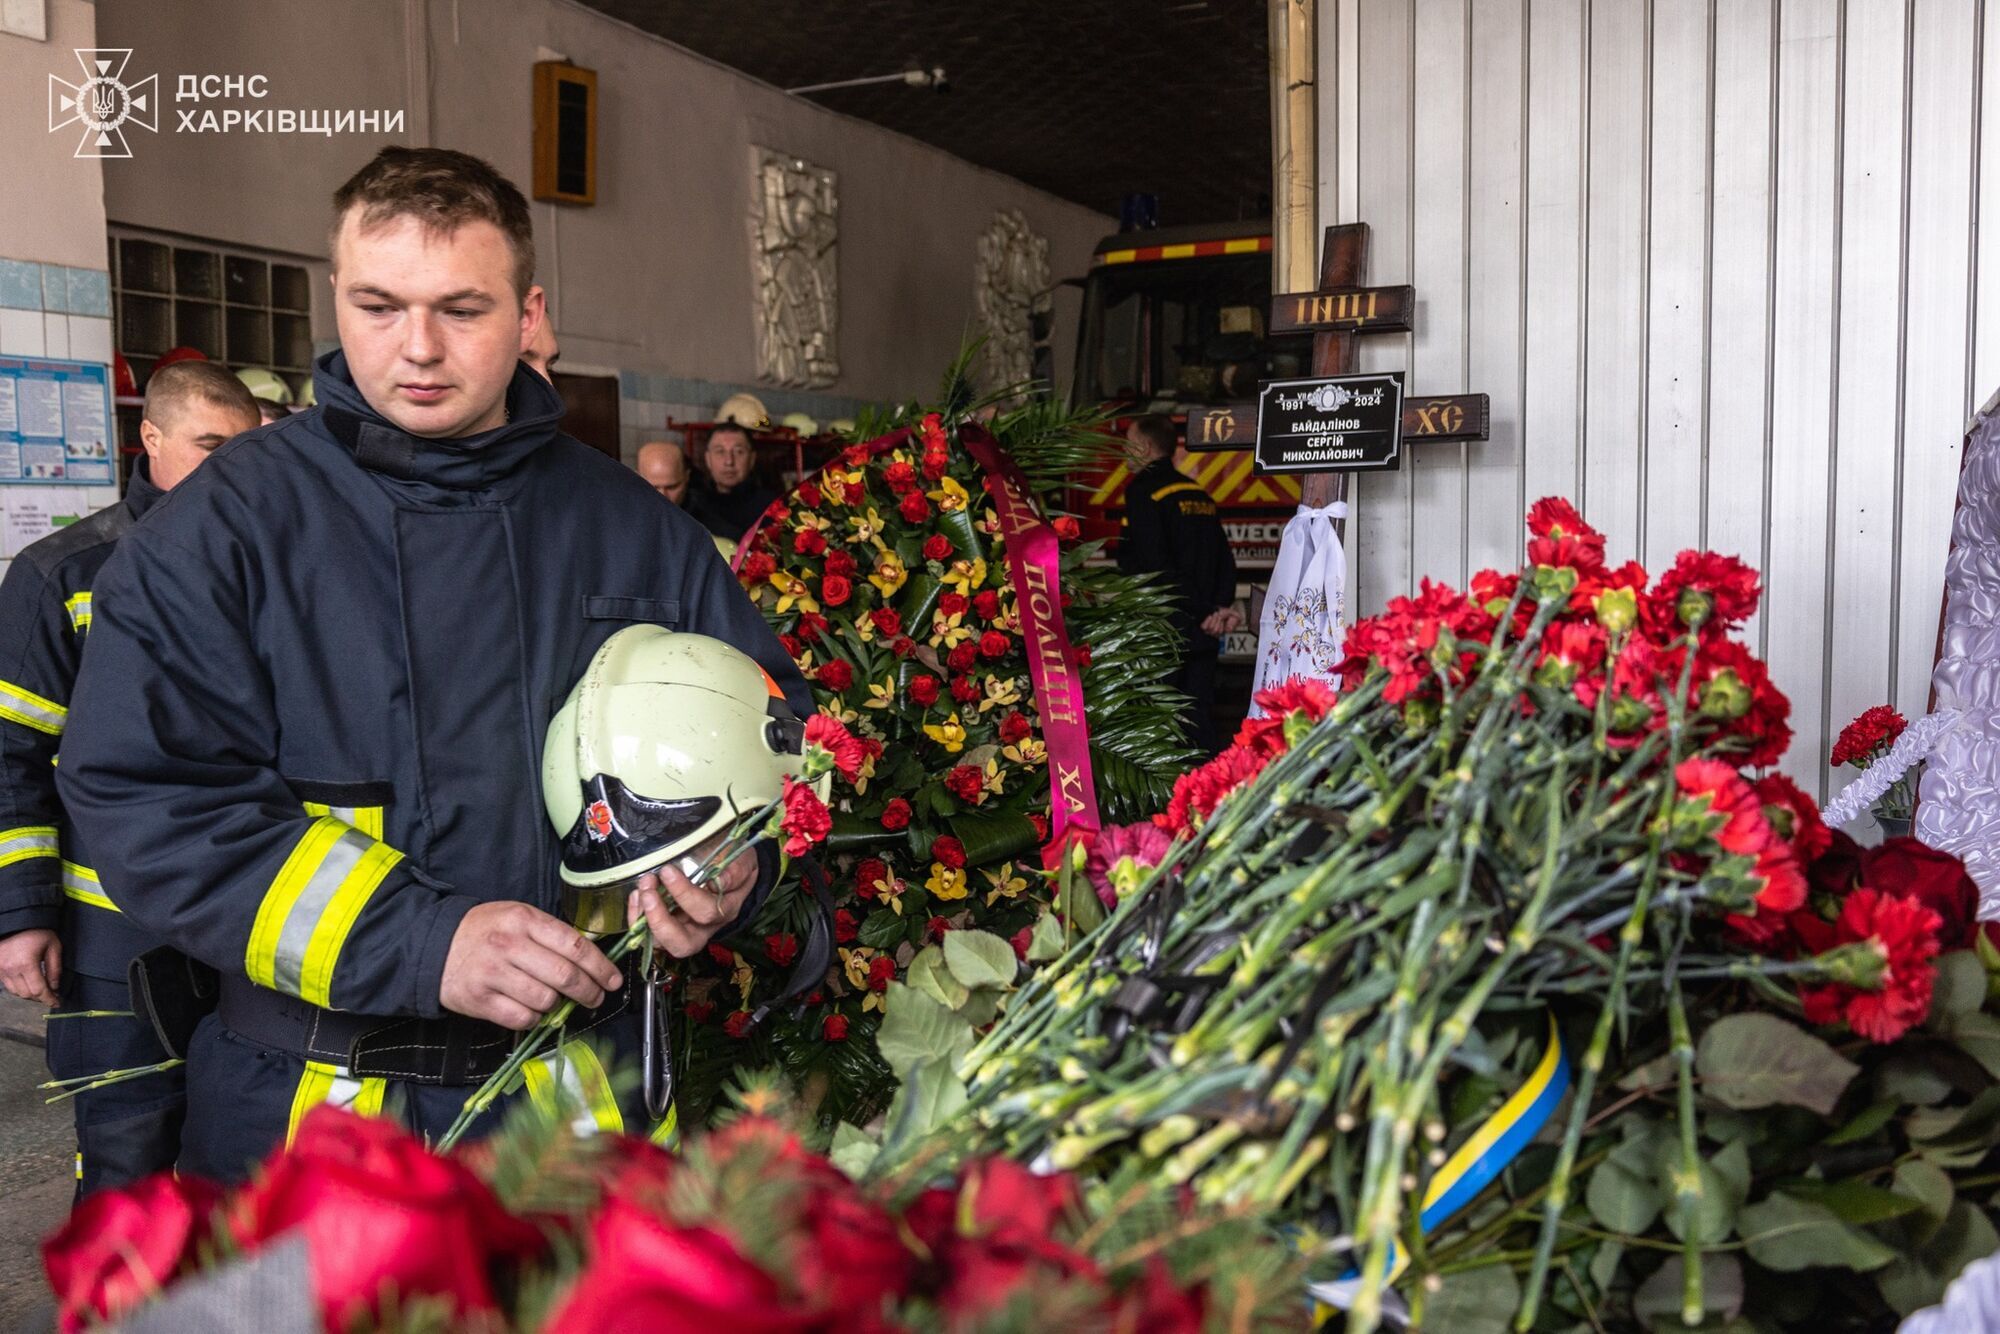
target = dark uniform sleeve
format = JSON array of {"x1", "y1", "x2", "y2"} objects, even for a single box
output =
[
  {"x1": 1200, "y1": 508, "x2": 1238, "y2": 618},
  {"x1": 0, "y1": 558, "x2": 73, "y2": 939},
  {"x1": 1117, "y1": 483, "x2": 1169, "y2": 578},
  {"x1": 56, "y1": 524, "x2": 480, "y2": 1018}
]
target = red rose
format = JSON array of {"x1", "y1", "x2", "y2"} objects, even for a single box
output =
[
  {"x1": 834, "y1": 909, "x2": 859, "y2": 943},
  {"x1": 972, "y1": 590, "x2": 1002, "y2": 621},
  {"x1": 926, "y1": 916, "x2": 953, "y2": 943},
  {"x1": 999, "y1": 712, "x2": 1032, "y2": 745},
  {"x1": 921, "y1": 412, "x2": 949, "y2": 453},
  {"x1": 905, "y1": 1158, "x2": 1092, "y2": 1319},
  {"x1": 890, "y1": 635, "x2": 917, "y2": 658},
  {"x1": 1010, "y1": 926, "x2": 1033, "y2": 961},
  {"x1": 1027, "y1": 812, "x2": 1049, "y2": 841},
  {"x1": 796, "y1": 480, "x2": 823, "y2": 508},
  {"x1": 1865, "y1": 838, "x2": 1980, "y2": 950},
  {"x1": 820, "y1": 574, "x2": 852, "y2": 607},
  {"x1": 869, "y1": 608, "x2": 902, "y2": 638},
  {"x1": 933, "y1": 836, "x2": 966, "y2": 869},
  {"x1": 867, "y1": 956, "x2": 896, "y2": 991},
  {"x1": 815, "y1": 659, "x2": 854, "y2": 692},
  {"x1": 228, "y1": 1108, "x2": 543, "y2": 1329},
  {"x1": 978, "y1": 630, "x2": 1010, "y2": 660},
  {"x1": 44, "y1": 1172, "x2": 222, "y2": 1334},
  {"x1": 706, "y1": 943, "x2": 736, "y2": 966},
  {"x1": 764, "y1": 933, "x2": 799, "y2": 967},
  {"x1": 950, "y1": 675, "x2": 980, "y2": 704},
  {"x1": 939, "y1": 592, "x2": 970, "y2": 618},
  {"x1": 1833, "y1": 705, "x2": 1909, "y2": 768},
  {"x1": 723, "y1": 1010, "x2": 753, "y2": 1038},
  {"x1": 779, "y1": 779, "x2": 833, "y2": 856},
  {"x1": 777, "y1": 633, "x2": 803, "y2": 659},
  {"x1": 739, "y1": 551, "x2": 776, "y2": 582},
  {"x1": 853, "y1": 857, "x2": 890, "y2": 899},
  {"x1": 822, "y1": 1013, "x2": 850, "y2": 1041},
  {"x1": 924, "y1": 534, "x2": 954, "y2": 562},
  {"x1": 794, "y1": 611, "x2": 829, "y2": 642},
  {"x1": 1077, "y1": 645, "x2": 1093, "y2": 670},
  {"x1": 824, "y1": 549, "x2": 857, "y2": 578},
  {"x1": 1052, "y1": 515, "x2": 1081, "y2": 542},
  {"x1": 884, "y1": 459, "x2": 919, "y2": 492},
  {"x1": 922, "y1": 451, "x2": 949, "y2": 481},
  {"x1": 881, "y1": 798, "x2": 913, "y2": 831},
  {"x1": 945, "y1": 765, "x2": 984, "y2": 804},
  {"x1": 908, "y1": 674, "x2": 941, "y2": 707},
  {"x1": 899, "y1": 491, "x2": 930, "y2": 523},
  {"x1": 948, "y1": 642, "x2": 979, "y2": 673},
  {"x1": 544, "y1": 1200, "x2": 814, "y2": 1334},
  {"x1": 793, "y1": 527, "x2": 826, "y2": 557},
  {"x1": 843, "y1": 442, "x2": 873, "y2": 467}
]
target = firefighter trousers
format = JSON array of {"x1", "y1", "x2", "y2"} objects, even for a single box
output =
[{"x1": 45, "y1": 971, "x2": 186, "y2": 1202}]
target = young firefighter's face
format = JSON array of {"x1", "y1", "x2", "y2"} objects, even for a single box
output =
[{"x1": 331, "y1": 211, "x2": 542, "y2": 439}]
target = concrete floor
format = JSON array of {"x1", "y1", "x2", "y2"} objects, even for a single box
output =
[{"x1": 0, "y1": 995, "x2": 69, "y2": 1332}]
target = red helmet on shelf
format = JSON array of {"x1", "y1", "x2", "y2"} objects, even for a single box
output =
[
  {"x1": 153, "y1": 346, "x2": 208, "y2": 370},
  {"x1": 112, "y1": 352, "x2": 138, "y2": 398}
]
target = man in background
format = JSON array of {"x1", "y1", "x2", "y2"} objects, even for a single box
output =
[
  {"x1": 1118, "y1": 413, "x2": 1240, "y2": 753},
  {"x1": 687, "y1": 423, "x2": 776, "y2": 541},
  {"x1": 636, "y1": 440, "x2": 691, "y2": 507},
  {"x1": 520, "y1": 289, "x2": 560, "y2": 381},
  {"x1": 0, "y1": 361, "x2": 259, "y2": 1198}
]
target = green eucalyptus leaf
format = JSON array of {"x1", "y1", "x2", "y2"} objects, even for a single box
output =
[
  {"x1": 1739, "y1": 1191, "x2": 1899, "y2": 1272},
  {"x1": 1025, "y1": 909, "x2": 1064, "y2": 963},
  {"x1": 877, "y1": 1056, "x2": 969, "y2": 1159},
  {"x1": 942, "y1": 930, "x2": 1019, "y2": 991},
  {"x1": 828, "y1": 1122, "x2": 880, "y2": 1179},
  {"x1": 1892, "y1": 1159, "x2": 1956, "y2": 1247},
  {"x1": 906, "y1": 945, "x2": 970, "y2": 1010},
  {"x1": 1926, "y1": 951, "x2": 1988, "y2": 1028},
  {"x1": 1948, "y1": 1011, "x2": 2000, "y2": 1082},
  {"x1": 874, "y1": 981, "x2": 972, "y2": 1080},
  {"x1": 1421, "y1": 1262, "x2": 1519, "y2": 1334},
  {"x1": 1876, "y1": 1053, "x2": 1955, "y2": 1106},
  {"x1": 956, "y1": 987, "x2": 1005, "y2": 1028},
  {"x1": 1824, "y1": 1098, "x2": 1901, "y2": 1146},
  {"x1": 1658, "y1": 1141, "x2": 1747, "y2": 1245},
  {"x1": 1778, "y1": 1177, "x2": 1925, "y2": 1225},
  {"x1": 1695, "y1": 1013, "x2": 1859, "y2": 1116}
]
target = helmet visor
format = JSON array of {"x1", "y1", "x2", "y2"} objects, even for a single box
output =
[{"x1": 561, "y1": 773, "x2": 724, "y2": 881}]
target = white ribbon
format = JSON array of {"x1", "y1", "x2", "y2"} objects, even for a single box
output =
[
  {"x1": 1249, "y1": 500, "x2": 1348, "y2": 717},
  {"x1": 1819, "y1": 709, "x2": 1962, "y2": 829}
]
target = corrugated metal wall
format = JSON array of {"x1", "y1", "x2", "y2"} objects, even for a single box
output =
[{"x1": 1313, "y1": 0, "x2": 1996, "y2": 798}]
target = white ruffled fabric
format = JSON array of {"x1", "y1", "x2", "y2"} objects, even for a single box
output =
[
  {"x1": 1248, "y1": 501, "x2": 1348, "y2": 718},
  {"x1": 1911, "y1": 399, "x2": 2000, "y2": 916},
  {"x1": 1899, "y1": 1247, "x2": 2000, "y2": 1333}
]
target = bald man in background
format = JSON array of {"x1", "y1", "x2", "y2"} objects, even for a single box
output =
[{"x1": 636, "y1": 440, "x2": 690, "y2": 507}]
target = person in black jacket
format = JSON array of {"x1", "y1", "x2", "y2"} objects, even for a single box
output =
[
  {"x1": 686, "y1": 423, "x2": 778, "y2": 541},
  {"x1": 57, "y1": 148, "x2": 810, "y2": 1181},
  {"x1": 0, "y1": 361, "x2": 259, "y2": 1198},
  {"x1": 1116, "y1": 414, "x2": 1241, "y2": 753}
]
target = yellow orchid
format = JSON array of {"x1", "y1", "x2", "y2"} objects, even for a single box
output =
[
  {"x1": 866, "y1": 864, "x2": 904, "y2": 913},
  {"x1": 770, "y1": 572, "x2": 819, "y2": 615},
  {"x1": 848, "y1": 507, "x2": 890, "y2": 549},
  {"x1": 730, "y1": 952, "x2": 755, "y2": 1005},
  {"x1": 840, "y1": 946, "x2": 875, "y2": 991},
  {"x1": 928, "y1": 475, "x2": 971, "y2": 514},
  {"x1": 927, "y1": 863, "x2": 969, "y2": 901},
  {"x1": 923, "y1": 713, "x2": 968, "y2": 753},
  {"x1": 1004, "y1": 736, "x2": 1048, "y2": 767},
  {"x1": 869, "y1": 552, "x2": 908, "y2": 599},
  {"x1": 865, "y1": 677, "x2": 897, "y2": 710},
  {"x1": 930, "y1": 611, "x2": 973, "y2": 649},
  {"x1": 981, "y1": 757, "x2": 1007, "y2": 796},
  {"x1": 852, "y1": 746, "x2": 879, "y2": 795},
  {"x1": 978, "y1": 675, "x2": 1024, "y2": 713},
  {"x1": 793, "y1": 509, "x2": 834, "y2": 534},
  {"x1": 941, "y1": 557, "x2": 988, "y2": 593},
  {"x1": 982, "y1": 862, "x2": 1029, "y2": 905}
]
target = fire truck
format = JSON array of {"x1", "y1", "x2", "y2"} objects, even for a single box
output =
[{"x1": 1065, "y1": 219, "x2": 1308, "y2": 573}]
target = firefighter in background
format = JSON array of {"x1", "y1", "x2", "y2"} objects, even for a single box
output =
[
  {"x1": 1118, "y1": 413, "x2": 1242, "y2": 754},
  {"x1": 0, "y1": 362, "x2": 260, "y2": 1198},
  {"x1": 57, "y1": 147, "x2": 809, "y2": 1182}
]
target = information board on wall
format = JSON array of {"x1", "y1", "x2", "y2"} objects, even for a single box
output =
[{"x1": 0, "y1": 355, "x2": 114, "y2": 485}]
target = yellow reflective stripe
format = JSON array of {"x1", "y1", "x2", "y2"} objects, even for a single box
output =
[
  {"x1": 0, "y1": 679, "x2": 65, "y2": 735},
  {"x1": 296, "y1": 839, "x2": 401, "y2": 1008},
  {"x1": 648, "y1": 1104, "x2": 680, "y2": 1149},
  {"x1": 1149, "y1": 480, "x2": 1206, "y2": 503},
  {"x1": 303, "y1": 801, "x2": 384, "y2": 841},
  {"x1": 286, "y1": 1060, "x2": 388, "y2": 1145},
  {"x1": 61, "y1": 861, "x2": 117, "y2": 913},
  {"x1": 74, "y1": 1151, "x2": 82, "y2": 1181},
  {"x1": 0, "y1": 825, "x2": 58, "y2": 869},
  {"x1": 65, "y1": 591, "x2": 91, "y2": 633},
  {"x1": 246, "y1": 817, "x2": 403, "y2": 1005},
  {"x1": 526, "y1": 1040, "x2": 624, "y2": 1137}
]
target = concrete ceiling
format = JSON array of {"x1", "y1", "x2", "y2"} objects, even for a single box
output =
[{"x1": 577, "y1": 0, "x2": 1276, "y2": 225}]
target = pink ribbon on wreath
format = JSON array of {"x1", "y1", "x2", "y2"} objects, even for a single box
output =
[{"x1": 734, "y1": 423, "x2": 1102, "y2": 867}]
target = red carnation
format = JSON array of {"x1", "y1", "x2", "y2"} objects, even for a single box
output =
[
  {"x1": 843, "y1": 442, "x2": 873, "y2": 467},
  {"x1": 1798, "y1": 887, "x2": 1943, "y2": 1042},
  {"x1": 822, "y1": 1013, "x2": 849, "y2": 1041},
  {"x1": 884, "y1": 459, "x2": 919, "y2": 492},
  {"x1": 939, "y1": 591, "x2": 970, "y2": 618},
  {"x1": 764, "y1": 933, "x2": 799, "y2": 967},
  {"x1": 909, "y1": 674, "x2": 941, "y2": 707},
  {"x1": 1010, "y1": 926, "x2": 1033, "y2": 961},
  {"x1": 999, "y1": 711, "x2": 1033, "y2": 744},
  {"x1": 948, "y1": 642, "x2": 979, "y2": 673},
  {"x1": 795, "y1": 611, "x2": 829, "y2": 642},
  {"x1": 932, "y1": 836, "x2": 967, "y2": 869},
  {"x1": 1027, "y1": 812, "x2": 1050, "y2": 841},
  {"x1": 870, "y1": 607, "x2": 903, "y2": 638},
  {"x1": 890, "y1": 635, "x2": 918, "y2": 658},
  {"x1": 804, "y1": 714, "x2": 864, "y2": 781},
  {"x1": 1647, "y1": 549, "x2": 1761, "y2": 633},
  {"x1": 705, "y1": 944, "x2": 735, "y2": 967},
  {"x1": 739, "y1": 550, "x2": 776, "y2": 582},
  {"x1": 778, "y1": 777, "x2": 833, "y2": 856},
  {"x1": 778, "y1": 633, "x2": 803, "y2": 659},
  {"x1": 1832, "y1": 705, "x2": 1908, "y2": 768},
  {"x1": 853, "y1": 857, "x2": 890, "y2": 899},
  {"x1": 824, "y1": 549, "x2": 857, "y2": 578},
  {"x1": 951, "y1": 674, "x2": 980, "y2": 704},
  {"x1": 796, "y1": 480, "x2": 823, "y2": 508},
  {"x1": 834, "y1": 909, "x2": 859, "y2": 943},
  {"x1": 815, "y1": 658, "x2": 854, "y2": 692},
  {"x1": 793, "y1": 527, "x2": 827, "y2": 557},
  {"x1": 1077, "y1": 645, "x2": 1093, "y2": 670},
  {"x1": 1525, "y1": 497, "x2": 1607, "y2": 574},
  {"x1": 900, "y1": 491, "x2": 930, "y2": 523},
  {"x1": 926, "y1": 916, "x2": 953, "y2": 943},
  {"x1": 925, "y1": 533, "x2": 954, "y2": 562},
  {"x1": 1052, "y1": 515, "x2": 1081, "y2": 541},
  {"x1": 1755, "y1": 773, "x2": 1832, "y2": 864},
  {"x1": 1866, "y1": 837, "x2": 1979, "y2": 951},
  {"x1": 973, "y1": 589, "x2": 1002, "y2": 621},
  {"x1": 945, "y1": 765, "x2": 985, "y2": 804},
  {"x1": 881, "y1": 798, "x2": 913, "y2": 831},
  {"x1": 820, "y1": 574, "x2": 853, "y2": 608},
  {"x1": 979, "y1": 630, "x2": 1011, "y2": 660},
  {"x1": 722, "y1": 1009, "x2": 753, "y2": 1038},
  {"x1": 867, "y1": 956, "x2": 896, "y2": 991},
  {"x1": 921, "y1": 412, "x2": 949, "y2": 453}
]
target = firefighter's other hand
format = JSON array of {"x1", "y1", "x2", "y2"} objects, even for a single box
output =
[
  {"x1": 627, "y1": 852, "x2": 757, "y2": 958},
  {"x1": 439, "y1": 902, "x2": 623, "y2": 1030},
  {"x1": 0, "y1": 929, "x2": 61, "y2": 1006}
]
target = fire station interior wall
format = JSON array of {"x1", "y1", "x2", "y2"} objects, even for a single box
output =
[
  {"x1": 1315, "y1": 0, "x2": 1998, "y2": 803},
  {"x1": 0, "y1": 0, "x2": 123, "y2": 583},
  {"x1": 88, "y1": 0, "x2": 1109, "y2": 442}
]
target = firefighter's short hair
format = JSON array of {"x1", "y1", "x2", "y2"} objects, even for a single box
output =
[
  {"x1": 143, "y1": 361, "x2": 259, "y2": 430},
  {"x1": 1129, "y1": 413, "x2": 1178, "y2": 458},
  {"x1": 331, "y1": 147, "x2": 536, "y2": 299}
]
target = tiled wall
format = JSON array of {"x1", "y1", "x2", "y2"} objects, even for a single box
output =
[{"x1": 616, "y1": 370, "x2": 875, "y2": 469}]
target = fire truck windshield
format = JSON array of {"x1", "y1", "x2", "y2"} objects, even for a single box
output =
[{"x1": 1074, "y1": 253, "x2": 1310, "y2": 408}]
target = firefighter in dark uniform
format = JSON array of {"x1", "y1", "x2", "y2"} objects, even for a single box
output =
[
  {"x1": 0, "y1": 362, "x2": 260, "y2": 1198},
  {"x1": 57, "y1": 148, "x2": 810, "y2": 1182},
  {"x1": 1117, "y1": 414, "x2": 1241, "y2": 754}
]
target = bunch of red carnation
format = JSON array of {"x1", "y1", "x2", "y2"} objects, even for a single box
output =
[
  {"x1": 46, "y1": 1106, "x2": 1268, "y2": 1334},
  {"x1": 1831, "y1": 704, "x2": 1909, "y2": 769}
]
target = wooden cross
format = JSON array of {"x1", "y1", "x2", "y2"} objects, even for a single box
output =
[{"x1": 1184, "y1": 222, "x2": 1490, "y2": 536}]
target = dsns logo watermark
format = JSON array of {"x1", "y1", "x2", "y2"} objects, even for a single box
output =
[{"x1": 49, "y1": 49, "x2": 158, "y2": 159}]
